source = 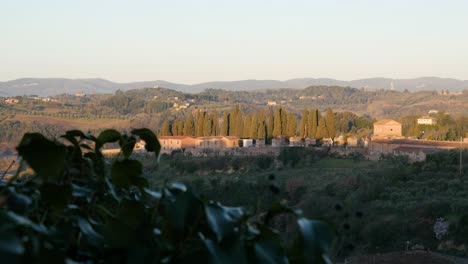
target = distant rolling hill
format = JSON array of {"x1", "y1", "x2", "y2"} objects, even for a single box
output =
[{"x1": 1, "y1": 77, "x2": 467, "y2": 97}]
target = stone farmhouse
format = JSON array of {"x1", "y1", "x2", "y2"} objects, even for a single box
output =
[
  {"x1": 417, "y1": 116, "x2": 437, "y2": 125},
  {"x1": 158, "y1": 136, "x2": 197, "y2": 150},
  {"x1": 195, "y1": 136, "x2": 240, "y2": 149},
  {"x1": 373, "y1": 119, "x2": 402, "y2": 139},
  {"x1": 158, "y1": 136, "x2": 240, "y2": 151}
]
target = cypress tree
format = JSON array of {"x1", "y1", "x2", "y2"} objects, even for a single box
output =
[
  {"x1": 325, "y1": 109, "x2": 336, "y2": 139},
  {"x1": 212, "y1": 111, "x2": 220, "y2": 136},
  {"x1": 316, "y1": 115, "x2": 326, "y2": 139},
  {"x1": 281, "y1": 108, "x2": 287, "y2": 135},
  {"x1": 287, "y1": 113, "x2": 297, "y2": 137},
  {"x1": 230, "y1": 105, "x2": 240, "y2": 136},
  {"x1": 273, "y1": 107, "x2": 282, "y2": 137},
  {"x1": 236, "y1": 110, "x2": 244, "y2": 137},
  {"x1": 195, "y1": 110, "x2": 205, "y2": 137},
  {"x1": 250, "y1": 113, "x2": 258, "y2": 139},
  {"x1": 203, "y1": 113, "x2": 212, "y2": 136},
  {"x1": 309, "y1": 109, "x2": 319, "y2": 138},
  {"x1": 221, "y1": 112, "x2": 230, "y2": 136},
  {"x1": 172, "y1": 118, "x2": 183, "y2": 136},
  {"x1": 267, "y1": 107, "x2": 274, "y2": 139},
  {"x1": 183, "y1": 113, "x2": 195, "y2": 136},
  {"x1": 160, "y1": 120, "x2": 171, "y2": 136},
  {"x1": 299, "y1": 109, "x2": 308, "y2": 138},
  {"x1": 243, "y1": 114, "x2": 251, "y2": 138},
  {"x1": 258, "y1": 110, "x2": 267, "y2": 140}
]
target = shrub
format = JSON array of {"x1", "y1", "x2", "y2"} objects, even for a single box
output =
[{"x1": 0, "y1": 129, "x2": 334, "y2": 263}]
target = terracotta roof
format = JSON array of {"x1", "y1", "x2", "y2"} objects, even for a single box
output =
[
  {"x1": 374, "y1": 119, "x2": 401, "y2": 125},
  {"x1": 158, "y1": 136, "x2": 194, "y2": 140},
  {"x1": 224, "y1": 136, "x2": 240, "y2": 140},
  {"x1": 372, "y1": 138, "x2": 468, "y2": 148}
]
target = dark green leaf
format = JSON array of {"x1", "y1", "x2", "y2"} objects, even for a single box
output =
[
  {"x1": 144, "y1": 188, "x2": 162, "y2": 200},
  {"x1": 119, "y1": 135, "x2": 136, "y2": 159},
  {"x1": 0, "y1": 211, "x2": 48, "y2": 234},
  {"x1": 200, "y1": 233, "x2": 247, "y2": 264},
  {"x1": 296, "y1": 218, "x2": 334, "y2": 264},
  {"x1": 264, "y1": 202, "x2": 302, "y2": 225},
  {"x1": 104, "y1": 177, "x2": 121, "y2": 202},
  {"x1": 7, "y1": 192, "x2": 32, "y2": 215},
  {"x1": 97, "y1": 129, "x2": 121, "y2": 149},
  {"x1": 251, "y1": 224, "x2": 288, "y2": 264},
  {"x1": 77, "y1": 217, "x2": 104, "y2": 246},
  {"x1": 40, "y1": 183, "x2": 72, "y2": 212},
  {"x1": 71, "y1": 184, "x2": 92, "y2": 198},
  {"x1": 205, "y1": 202, "x2": 245, "y2": 242},
  {"x1": 162, "y1": 184, "x2": 202, "y2": 241},
  {"x1": 111, "y1": 159, "x2": 142, "y2": 188},
  {"x1": 0, "y1": 230, "x2": 24, "y2": 255},
  {"x1": 118, "y1": 199, "x2": 146, "y2": 227},
  {"x1": 16, "y1": 133, "x2": 66, "y2": 181},
  {"x1": 65, "y1": 130, "x2": 85, "y2": 138},
  {"x1": 131, "y1": 128, "x2": 161, "y2": 157}
]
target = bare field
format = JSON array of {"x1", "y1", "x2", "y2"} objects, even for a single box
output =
[{"x1": 7, "y1": 114, "x2": 130, "y2": 131}]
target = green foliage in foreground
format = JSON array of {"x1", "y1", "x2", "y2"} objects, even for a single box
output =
[{"x1": 0, "y1": 129, "x2": 334, "y2": 263}]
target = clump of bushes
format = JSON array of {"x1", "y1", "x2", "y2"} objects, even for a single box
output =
[{"x1": 0, "y1": 129, "x2": 334, "y2": 263}]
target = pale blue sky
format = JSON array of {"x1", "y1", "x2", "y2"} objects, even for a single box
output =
[{"x1": 1, "y1": 0, "x2": 467, "y2": 83}]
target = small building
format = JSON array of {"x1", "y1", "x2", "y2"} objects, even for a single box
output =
[
  {"x1": 271, "y1": 136, "x2": 289, "y2": 147},
  {"x1": 417, "y1": 116, "x2": 437, "y2": 125},
  {"x1": 255, "y1": 138, "x2": 266, "y2": 147},
  {"x1": 242, "y1": 139, "x2": 254, "y2": 147},
  {"x1": 322, "y1": 137, "x2": 333, "y2": 147},
  {"x1": 304, "y1": 138, "x2": 316, "y2": 146},
  {"x1": 289, "y1": 137, "x2": 305, "y2": 147},
  {"x1": 267, "y1": 101, "x2": 277, "y2": 106},
  {"x1": 5, "y1": 98, "x2": 19, "y2": 104},
  {"x1": 373, "y1": 119, "x2": 402, "y2": 139},
  {"x1": 334, "y1": 135, "x2": 346, "y2": 146},
  {"x1": 195, "y1": 136, "x2": 240, "y2": 149},
  {"x1": 393, "y1": 146, "x2": 440, "y2": 162},
  {"x1": 159, "y1": 136, "x2": 197, "y2": 150},
  {"x1": 347, "y1": 137, "x2": 363, "y2": 147}
]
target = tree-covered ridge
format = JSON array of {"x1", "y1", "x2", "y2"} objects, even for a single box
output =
[{"x1": 0, "y1": 129, "x2": 334, "y2": 263}]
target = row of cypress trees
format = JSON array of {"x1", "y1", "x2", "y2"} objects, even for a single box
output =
[{"x1": 159, "y1": 106, "x2": 336, "y2": 139}]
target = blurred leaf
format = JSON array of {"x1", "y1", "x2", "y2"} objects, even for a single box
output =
[
  {"x1": 104, "y1": 177, "x2": 121, "y2": 202},
  {"x1": 119, "y1": 135, "x2": 136, "y2": 159},
  {"x1": 264, "y1": 202, "x2": 302, "y2": 225},
  {"x1": 296, "y1": 218, "x2": 334, "y2": 264},
  {"x1": 84, "y1": 152, "x2": 105, "y2": 178},
  {"x1": 0, "y1": 231, "x2": 24, "y2": 255},
  {"x1": 162, "y1": 184, "x2": 202, "y2": 241},
  {"x1": 144, "y1": 188, "x2": 162, "y2": 200},
  {"x1": 251, "y1": 224, "x2": 288, "y2": 264},
  {"x1": 200, "y1": 233, "x2": 247, "y2": 264},
  {"x1": 205, "y1": 202, "x2": 245, "y2": 242},
  {"x1": 97, "y1": 129, "x2": 121, "y2": 147},
  {"x1": 0, "y1": 211, "x2": 48, "y2": 234},
  {"x1": 111, "y1": 159, "x2": 142, "y2": 188},
  {"x1": 103, "y1": 219, "x2": 136, "y2": 248},
  {"x1": 71, "y1": 184, "x2": 92, "y2": 198},
  {"x1": 131, "y1": 128, "x2": 161, "y2": 158},
  {"x1": 118, "y1": 199, "x2": 146, "y2": 227},
  {"x1": 65, "y1": 130, "x2": 85, "y2": 139},
  {"x1": 77, "y1": 217, "x2": 103, "y2": 247},
  {"x1": 16, "y1": 133, "x2": 66, "y2": 181},
  {"x1": 7, "y1": 192, "x2": 32, "y2": 215},
  {"x1": 40, "y1": 183, "x2": 72, "y2": 212}
]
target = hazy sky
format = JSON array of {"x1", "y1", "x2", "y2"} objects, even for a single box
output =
[{"x1": 1, "y1": 0, "x2": 467, "y2": 83}]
